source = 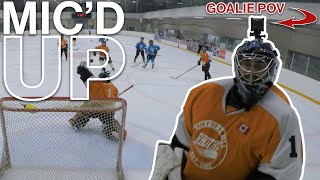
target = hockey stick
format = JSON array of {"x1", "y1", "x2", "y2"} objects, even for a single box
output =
[
  {"x1": 170, "y1": 65, "x2": 198, "y2": 79},
  {"x1": 90, "y1": 39, "x2": 109, "y2": 43},
  {"x1": 131, "y1": 60, "x2": 144, "y2": 67},
  {"x1": 119, "y1": 85, "x2": 134, "y2": 96}
]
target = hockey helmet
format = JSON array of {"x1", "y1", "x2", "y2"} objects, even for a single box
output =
[
  {"x1": 98, "y1": 68, "x2": 111, "y2": 79},
  {"x1": 234, "y1": 39, "x2": 280, "y2": 105},
  {"x1": 98, "y1": 68, "x2": 111, "y2": 83},
  {"x1": 99, "y1": 38, "x2": 107, "y2": 43}
]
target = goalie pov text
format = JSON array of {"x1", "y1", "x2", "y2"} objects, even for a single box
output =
[{"x1": 2, "y1": 1, "x2": 126, "y2": 102}]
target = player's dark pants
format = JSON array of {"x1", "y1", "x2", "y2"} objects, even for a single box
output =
[
  {"x1": 134, "y1": 49, "x2": 145, "y2": 61},
  {"x1": 198, "y1": 45, "x2": 203, "y2": 54},
  {"x1": 61, "y1": 47, "x2": 68, "y2": 59},
  {"x1": 71, "y1": 112, "x2": 120, "y2": 140},
  {"x1": 202, "y1": 62, "x2": 211, "y2": 80}
]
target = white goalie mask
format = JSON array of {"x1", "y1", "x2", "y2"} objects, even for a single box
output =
[{"x1": 234, "y1": 39, "x2": 280, "y2": 105}]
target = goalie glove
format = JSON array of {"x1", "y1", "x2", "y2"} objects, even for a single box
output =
[
  {"x1": 77, "y1": 61, "x2": 94, "y2": 83},
  {"x1": 168, "y1": 147, "x2": 184, "y2": 180},
  {"x1": 151, "y1": 144, "x2": 183, "y2": 180}
]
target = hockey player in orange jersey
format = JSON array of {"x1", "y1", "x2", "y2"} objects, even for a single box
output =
[
  {"x1": 198, "y1": 47, "x2": 211, "y2": 80},
  {"x1": 69, "y1": 61, "x2": 127, "y2": 141},
  {"x1": 60, "y1": 35, "x2": 68, "y2": 60},
  {"x1": 94, "y1": 39, "x2": 115, "y2": 71},
  {"x1": 151, "y1": 17, "x2": 304, "y2": 180}
]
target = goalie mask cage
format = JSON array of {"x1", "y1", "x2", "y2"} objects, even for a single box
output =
[{"x1": 0, "y1": 97, "x2": 127, "y2": 180}]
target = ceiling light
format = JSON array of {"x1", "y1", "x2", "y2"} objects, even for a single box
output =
[
  {"x1": 158, "y1": 18, "x2": 163, "y2": 19},
  {"x1": 226, "y1": 18, "x2": 242, "y2": 20},
  {"x1": 194, "y1": 17, "x2": 203, "y2": 19}
]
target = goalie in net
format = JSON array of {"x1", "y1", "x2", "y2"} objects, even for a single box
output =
[{"x1": 69, "y1": 61, "x2": 127, "y2": 140}]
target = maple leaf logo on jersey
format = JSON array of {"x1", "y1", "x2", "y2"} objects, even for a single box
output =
[
  {"x1": 239, "y1": 123, "x2": 250, "y2": 134},
  {"x1": 191, "y1": 120, "x2": 228, "y2": 170}
]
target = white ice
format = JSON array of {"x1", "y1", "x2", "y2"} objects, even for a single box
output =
[{"x1": 0, "y1": 34, "x2": 319, "y2": 179}]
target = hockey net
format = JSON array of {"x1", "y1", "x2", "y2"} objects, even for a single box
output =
[{"x1": 0, "y1": 97, "x2": 127, "y2": 180}]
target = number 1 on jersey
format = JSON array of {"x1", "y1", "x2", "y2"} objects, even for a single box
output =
[{"x1": 289, "y1": 136, "x2": 298, "y2": 158}]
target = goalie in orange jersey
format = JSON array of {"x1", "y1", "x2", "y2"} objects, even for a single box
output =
[
  {"x1": 69, "y1": 61, "x2": 127, "y2": 141},
  {"x1": 151, "y1": 18, "x2": 303, "y2": 180}
]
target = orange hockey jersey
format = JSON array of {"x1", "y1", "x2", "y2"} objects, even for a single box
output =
[
  {"x1": 96, "y1": 45, "x2": 110, "y2": 58},
  {"x1": 200, "y1": 51, "x2": 209, "y2": 64},
  {"x1": 89, "y1": 81, "x2": 118, "y2": 98},
  {"x1": 61, "y1": 39, "x2": 67, "y2": 49},
  {"x1": 174, "y1": 79, "x2": 303, "y2": 180}
]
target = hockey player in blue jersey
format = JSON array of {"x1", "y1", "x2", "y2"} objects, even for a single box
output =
[
  {"x1": 143, "y1": 40, "x2": 160, "y2": 69},
  {"x1": 134, "y1": 37, "x2": 146, "y2": 63}
]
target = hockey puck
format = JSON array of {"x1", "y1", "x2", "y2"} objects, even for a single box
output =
[{"x1": 90, "y1": 59, "x2": 93, "y2": 63}]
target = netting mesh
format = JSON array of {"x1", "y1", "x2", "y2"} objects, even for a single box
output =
[{"x1": 0, "y1": 97, "x2": 127, "y2": 180}]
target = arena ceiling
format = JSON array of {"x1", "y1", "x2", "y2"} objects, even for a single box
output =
[
  {"x1": 1, "y1": 0, "x2": 319, "y2": 31},
  {"x1": 2, "y1": 0, "x2": 184, "y2": 13}
]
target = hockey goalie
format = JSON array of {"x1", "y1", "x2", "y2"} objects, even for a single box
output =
[
  {"x1": 150, "y1": 17, "x2": 303, "y2": 180},
  {"x1": 69, "y1": 61, "x2": 127, "y2": 141}
]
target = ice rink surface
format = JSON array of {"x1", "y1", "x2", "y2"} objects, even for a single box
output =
[{"x1": 0, "y1": 34, "x2": 319, "y2": 179}]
